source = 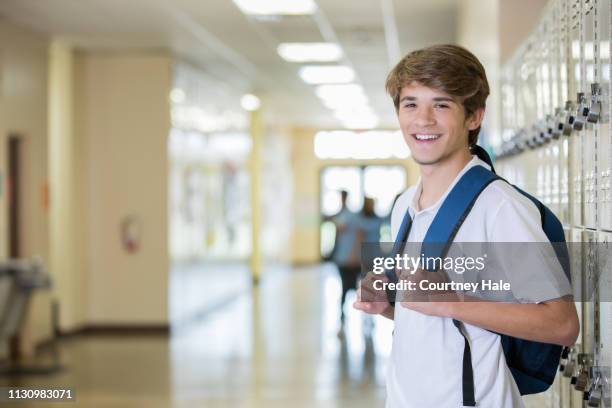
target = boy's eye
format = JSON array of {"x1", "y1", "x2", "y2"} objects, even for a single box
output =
[
  {"x1": 435, "y1": 103, "x2": 449, "y2": 109},
  {"x1": 402, "y1": 103, "x2": 416, "y2": 108}
]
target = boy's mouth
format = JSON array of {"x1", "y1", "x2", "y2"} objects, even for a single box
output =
[{"x1": 413, "y1": 133, "x2": 442, "y2": 141}]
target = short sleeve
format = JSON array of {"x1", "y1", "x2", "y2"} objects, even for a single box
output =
[{"x1": 485, "y1": 196, "x2": 572, "y2": 303}]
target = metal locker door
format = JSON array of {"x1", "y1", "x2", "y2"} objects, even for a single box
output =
[
  {"x1": 583, "y1": 0, "x2": 599, "y2": 229},
  {"x1": 550, "y1": 1, "x2": 566, "y2": 222},
  {"x1": 569, "y1": 0, "x2": 586, "y2": 227},
  {"x1": 580, "y1": 229, "x2": 599, "y2": 406},
  {"x1": 594, "y1": 231, "x2": 612, "y2": 408},
  {"x1": 598, "y1": 86, "x2": 612, "y2": 231},
  {"x1": 582, "y1": 0, "x2": 597, "y2": 230},
  {"x1": 560, "y1": 0, "x2": 573, "y2": 227},
  {"x1": 595, "y1": 0, "x2": 612, "y2": 232},
  {"x1": 562, "y1": 137, "x2": 572, "y2": 226},
  {"x1": 559, "y1": 227, "x2": 586, "y2": 408}
]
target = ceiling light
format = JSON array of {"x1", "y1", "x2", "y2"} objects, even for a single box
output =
[
  {"x1": 315, "y1": 84, "x2": 366, "y2": 100},
  {"x1": 298, "y1": 65, "x2": 355, "y2": 84},
  {"x1": 277, "y1": 43, "x2": 343, "y2": 62},
  {"x1": 241, "y1": 94, "x2": 261, "y2": 111},
  {"x1": 321, "y1": 97, "x2": 368, "y2": 110},
  {"x1": 341, "y1": 116, "x2": 379, "y2": 130},
  {"x1": 170, "y1": 88, "x2": 185, "y2": 104},
  {"x1": 332, "y1": 106, "x2": 376, "y2": 120},
  {"x1": 233, "y1": 0, "x2": 317, "y2": 16}
]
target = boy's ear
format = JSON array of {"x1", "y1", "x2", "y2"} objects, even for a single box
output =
[{"x1": 466, "y1": 107, "x2": 485, "y2": 130}]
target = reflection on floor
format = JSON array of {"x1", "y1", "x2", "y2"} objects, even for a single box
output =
[{"x1": 0, "y1": 263, "x2": 391, "y2": 407}]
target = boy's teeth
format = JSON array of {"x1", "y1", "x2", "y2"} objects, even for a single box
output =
[{"x1": 415, "y1": 134, "x2": 440, "y2": 140}]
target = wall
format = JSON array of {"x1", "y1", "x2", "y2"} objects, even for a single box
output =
[
  {"x1": 75, "y1": 51, "x2": 172, "y2": 326},
  {"x1": 499, "y1": 0, "x2": 548, "y2": 64},
  {"x1": 0, "y1": 18, "x2": 53, "y2": 355},
  {"x1": 457, "y1": 0, "x2": 502, "y2": 147}
]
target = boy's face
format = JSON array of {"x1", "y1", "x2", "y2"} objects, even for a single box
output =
[{"x1": 396, "y1": 82, "x2": 483, "y2": 166}]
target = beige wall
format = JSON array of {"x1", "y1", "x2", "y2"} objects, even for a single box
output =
[
  {"x1": 75, "y1": 51, "x2": 172, "y2": 325},
  {"x1": 500, "y1": 0, "x2": 548, "y2": 64},
  {"x1": 0, "y1": 18, "x2": 53, "y2": 354},
  {"x1": 457, "y1": 0, "x2": 502, "y2": 146},
  {"x1": 0, "y1": 18, "x2": 49, "y2": 262},
  {"x1": 289, "y1": 127, "x2": 419, "y2": 264}
]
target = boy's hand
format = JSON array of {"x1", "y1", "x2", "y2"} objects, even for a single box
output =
[
  {"x1": 353, "y1": 272, "x2": 392, "y2": 315},
  {"x1": 398, "y1": 267, "x2": 459, "y2": 317}
]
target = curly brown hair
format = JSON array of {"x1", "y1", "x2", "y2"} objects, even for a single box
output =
[{"x1": 385, "y1": 44, "x2": 489, "y2": 146}]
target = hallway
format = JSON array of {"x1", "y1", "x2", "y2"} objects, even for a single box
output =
[{"x1": 1, "y1": 264, "x2": 391, "y2": 407}]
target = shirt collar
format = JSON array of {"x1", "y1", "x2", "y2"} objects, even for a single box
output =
[{"x1": 408, "y1": 155, "x2": 491, "y2": 216}]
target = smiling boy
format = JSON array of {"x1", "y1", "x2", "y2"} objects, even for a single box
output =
[{"x1": 353, "y1": 45, "x2": 579, "y2": 407}]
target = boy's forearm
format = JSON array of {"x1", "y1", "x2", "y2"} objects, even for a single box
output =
[{"x1": 446, "y1": 297, "x2": 579, "y2": 346}]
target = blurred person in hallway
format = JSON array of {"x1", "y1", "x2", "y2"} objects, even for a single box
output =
[
  {"x1": 326, "y1": 190, "x2": 362, "y2": 329},
  {"x1": 359, "y1": 197, "x2": 383, "y2": 245},
  {"x1": 356, "y1": 196, "x2": 384, "y2": 337},
  {"x1": 328, "y1": 193, "x2": 384, "y2": 335}
]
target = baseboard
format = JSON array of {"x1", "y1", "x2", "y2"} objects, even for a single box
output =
[{"x1": 56, "y1": 324, "x2": 170, "y2": 337}]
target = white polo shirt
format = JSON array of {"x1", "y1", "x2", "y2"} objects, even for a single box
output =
[{"x1": 386, "y1": 156, "x2": 571, "y2": 408}]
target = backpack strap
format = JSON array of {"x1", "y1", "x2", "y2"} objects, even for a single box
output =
[
  {"x1": 422, "y1": 164, "x2": 499, "y2": 407},
  {"x1": 422, "y1": 165, "x2": 499, "y2": 264},
  {"x1": 384, "y1": 208, "x2": 413, "y2": 305}
]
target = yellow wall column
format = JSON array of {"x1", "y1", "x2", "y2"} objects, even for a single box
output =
[{"x1": 249, "y1": 109, "x2": 263, "y2": 284}]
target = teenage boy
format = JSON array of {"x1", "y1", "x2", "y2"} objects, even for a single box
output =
[{"x1": 353, "y1": 45, "x2": 579, "y2": 407}]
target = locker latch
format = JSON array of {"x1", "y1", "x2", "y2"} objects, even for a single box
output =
[
  {"x1": 563, "y1": 100, "x2": 575, "y2": 136},
  {"x1": 552, "y1": 108, "x2": 563, "y2": 139},
  {"x1": 574, "y1": 353, "x2": 594, "y2": 392},
  {"x1": 535, "y1": 122, "x2": 547, "y2": 146},
  {"x1": 585, "y1": 366, "x2": 610, "y2": 407},
  {"x1": 544, "y1": 115, "x2": 555, "y2": 141},
  {"x1": 585, "y1": 373, "x2": 602, "y2": 407},
  {"x1": 587, "y1": 83, "x2": 602, "y2": 124},
  {"x1": 573, "y1": 93, "x2": 588, "y2": 131}
]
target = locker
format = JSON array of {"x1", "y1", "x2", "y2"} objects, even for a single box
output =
[
  {"x1": 564, "y1": 227, "x2": 587, "y2": 408},
  {"x1": 569, "y1": 0, "x2": 585, "y2": 227},
  {"x1": 496, "y1": 1, "x2": 612, "y2": 403},
  {"x1": 583, "y1": 0, "x2": 598, "y2": 229},
  {"x1": 561, "y1": 138, "x2": 572, "y2": 225},
  {"x1": 597, "y1": 231, "x2": 612, "y2": 408},
  {"x1": 599, "y1": 94, "x2": 612, "y2": 231},
  {"x1": 596, "y1": 0, "x2": 612, "y2": 231},
  {"x1": 569, "y1": 126, "x2": 584, "y2": 226},
  {"x1": 560, "y1": 0, "x2": 573, "y2": 227},
  {"x1": 581, "y1": 229, "x2": 599, "y2": 407}
]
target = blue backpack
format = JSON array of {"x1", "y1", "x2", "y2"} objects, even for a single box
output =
[{"x1": 385, "y1": 146, "x2": 571, "y2": 406}]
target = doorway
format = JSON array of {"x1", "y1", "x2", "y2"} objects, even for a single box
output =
[
  {"x1": 8, "y1": 135, "x2": 21, "y2": 258},
  {"x1": 319, "y1": 165, "x2": 406, "y2": 258}
]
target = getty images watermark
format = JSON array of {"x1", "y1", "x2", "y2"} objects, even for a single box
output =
[{"x1": 359, "y1": 242, "x2": 611, "y2": 303}]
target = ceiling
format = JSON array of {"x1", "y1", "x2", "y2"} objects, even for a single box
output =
[{"x1": 0, "y1": 0, "x2": 459, "y2": 129}]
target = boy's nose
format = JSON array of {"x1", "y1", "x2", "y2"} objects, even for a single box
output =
[{"x1": 415, "y1": 107, "x2": 436, "y2": 127}]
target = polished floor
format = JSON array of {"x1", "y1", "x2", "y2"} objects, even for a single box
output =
[{"x1": 0, "y1": 263, "x2": 392, "y2": 407}]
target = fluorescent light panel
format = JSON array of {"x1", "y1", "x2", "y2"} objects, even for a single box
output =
[
  {"x1": 277, "y1": 43, "x2": 343, "y2": 62},
  {"x1": 298, "y1": 65, "x2": 355, "y2": 84},
  {"x1": 241, "y1": 94, "x2": 261, "y2": 111},
  {"x1": 233, "y1": 0, "x2": 317, "y2": 15},
  {"x1": 315, "y1": 84, "x2": 366, "y2": 100},
  {"x1": 341, "y1": 116, "x2": 379, "y2": 130}
]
